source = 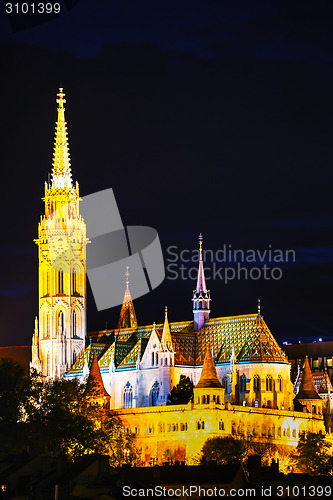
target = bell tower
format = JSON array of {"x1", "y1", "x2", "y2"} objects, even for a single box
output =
[{"x1": 31, "y1": 88, "x2": 87, "y2": 379}]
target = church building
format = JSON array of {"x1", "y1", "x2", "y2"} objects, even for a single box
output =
[{"x1": 31, "y1": 89, "x2": 328, "y2": 464}]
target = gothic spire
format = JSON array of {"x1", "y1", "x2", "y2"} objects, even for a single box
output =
[
  {"x1": 51, "y1": 87, "x2": 73, "y2": 189},
  {"x1": 161, "y1": 306, "x2": 173, "y2": 351},
  {"x1": 192, "y1": 234, "x2": 211, "y2": 330},
  {"x1": 117, "y1": 267, "x2": 138, "y2": 329},
  {"x1": 196, "y1": 233, "x2": 208, "y2": 293}
]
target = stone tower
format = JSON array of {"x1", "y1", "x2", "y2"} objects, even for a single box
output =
[{"x1": 31, "y1": 88, "x2": 87, "y2": 379}]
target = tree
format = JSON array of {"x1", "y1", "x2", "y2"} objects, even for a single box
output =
[
  {"x1": 0, "y1": 358, "x2": 30, "y2": 427},
  {"x1": 200, "y1": 436, "x2": 247, "y2": 465},
  {"x1": 167, "y1": 375, "x2": 193, "y2": 405},
  {"x1": 28, "y1": 377, "x2": 100, "y2": 458},
  {"x1": 98, "y1": 414, "x2": 142, "y2": 467},
  {"x1": 296, "y1": 432, "x2": 333, "y2": 476},
  {"x1": 0, "y1": 358, "x2": 31, "y2": 453}
]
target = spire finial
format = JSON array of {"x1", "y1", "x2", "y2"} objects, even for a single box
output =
[
  {"x1": 125, "y1": 266, "x2": 130, "y2": 290},
  {"x1": 56, "y1": 87, "x2": 66, "y2": 109},
  {"x1": 199, "y1": 233, "x2": 203, "y2": 252},
  {"x1": 257, "y1": 298, "x2": 261, "y2": 318}
]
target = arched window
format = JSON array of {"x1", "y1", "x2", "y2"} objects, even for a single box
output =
[
  {"x1": 58, "y1": 311, "x2": 64, "y2": 333},
  {"x1": 44, "y1": 269, "x2": 50, "y2": 295},
  {"x1": 44, "y1": 312, "x2": 50, "y2": 338},
  {"x1": 72, "y1": 268, "x2": 77, "y2": 294},
  {"x1": 219, "y1": 420, "x2": 224, "y2": 430},
  {"x1": 46, "y1": 352, "x2": 50, "y2": 376},
  {"x1": 123, "y1": 382, "x2": 133, "y2": 408},
  {"x1": 253, "y1": 374, "x2": 260, "y2": 392},
  {"x1": 151, "y1": 380, "x2": 159, "y2": 406},
  {"x1": 152, "y1": 352, "x2": 155, "y2": 366},
  {"x1": 72, "y1": 311, "x2": 77, "y2": 337},
  {"x1": 222, "y1": 376, "x2": 228, "y2": 392},
  {"x1": 155, "y1": 353, "x2": 158, "y2": 365},
  {"x1": 241, "y1": 374, "x2": 247, "y2": 392},
  {"x1": 278, "y1": 375, "x2": 282, "y2": 392},
  {"x1": 266, "y1": 375, "x2": 273, "y2": 391},
  {"x1": 58, "y1": 268, "x2": 64, "y2": 294}
]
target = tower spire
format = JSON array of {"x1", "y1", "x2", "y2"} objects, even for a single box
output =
[
  {"x1": 117, "y1": 267, "x2": 138, "y2": 329},
  {"x1": 192, "y1": 234, "x2": 211, "y2": 330},
  {"x1": 161, "y1": 306, "x2": 173, "y2": 351},
  {"x1": 51, "y1": 87, "x2": 73, "y2": 189}
]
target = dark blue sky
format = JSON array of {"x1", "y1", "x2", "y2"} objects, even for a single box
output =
[{"x1": 1, "y1": 0, "x2": 333, "y2": 346}]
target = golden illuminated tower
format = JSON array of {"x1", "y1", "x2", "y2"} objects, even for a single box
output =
[{"x1": 31, "y1": 88, "x2": 87, "y2": 379}]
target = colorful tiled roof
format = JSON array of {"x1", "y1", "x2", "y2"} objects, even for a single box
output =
[{"x1": 68, "y1": 312, "x2": 288, "y2": 374}]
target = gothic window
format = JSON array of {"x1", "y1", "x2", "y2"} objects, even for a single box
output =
[
  {"x1": 152, "y1": 352, "x2": 154, "y2": 366},
  {"x1": 155, "y1": 353, "x2": 158, "y2": 365},
  {"x1": 46, "y1": 352, "x2": 50, "y2": 376},
  {"x1": 278, "y1": 375, "x2": 282, "y2": 392},
  {"x1": 73, "y1": 349, "x2": 77, "y2": 364},
  {"x1": 241, "y1": 374, "x2": 247, "y2": 392},
  {"x1": 266, "y1": 375, "x2": 273, "y2": 391},
  {"x1": 58, "y1": 311, "x2": 64, "y2": 333},
  {"x1": 253, "y1": 374, "x2": 260, "y2": 392},
  {"x1": 222, "y1": 376, "x2": 228, "y2": 392},
  {"x1": 151, "y1": 380, "x2": 159, "y2": 406},
  {"x1": 45, "y1": 312, "x2": 50, "y2": 338},
  {"x1": 123, "y1": 382, "x2": 133, "y2": 408},
  {"x1": 216, "y1": 395, "x2": 220, "y2": 404},
  {"x1": 72, "y1": 268, "x2": 77, "y2": 294},
  {"x1": 44, "y1": 269, "x2": 50, "y2": 295},
  {"x1": 58, "y1": 268, "x2": 64, "y2": 294},
  {"x1": 72, "y1": 311, "x2": 77, "y2": 337},
  {"x1": 219, "y1": 420, "x2": 224, "y2": 430}
]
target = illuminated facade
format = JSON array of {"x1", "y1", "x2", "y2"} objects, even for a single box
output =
[
  {"x1": 31, "y1": 89, "x2": 87, "y2": 379},
  {"x1": 31, "y1": 90, "x2": 328, "y2": 464}
]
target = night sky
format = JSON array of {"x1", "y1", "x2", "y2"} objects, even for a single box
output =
[{"x1": 1, "y1": 0, "x2": 333, "y2": 347}]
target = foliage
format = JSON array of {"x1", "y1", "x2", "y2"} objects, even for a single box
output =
[
  {"x1": 167, "y1": 375, "x2": 193, "y2": 405},
  {"x1": 0, "y1": 358, "x2": 30, "y2": 427},
  {"x1": 0, "y1": 362, "x2": 140, "y2": 464},
  {"x1": 98, "y1": 415, "x2": 142, "y2": 467},
  {"x1": 296, "y1": 432, "x2": 333, "y2": 476},
  {"x1": 0, "y1": 358, "x2": 31, "y2": 453},
  {"x1": 200, "y1": 436, "x2": 247, "y2": 464}
]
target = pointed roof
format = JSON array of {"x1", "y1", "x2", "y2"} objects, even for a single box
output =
[
  {"x1": 161, "y1": 307, "x2": 173, "y2": 350},
  {"x1": 196, "y1": 346, "x2": 223, "y2": 389},
  {"x1": 295, "y1": 356, "x2": 321, "y2": 401},
  {"x1": 85, "y1": 351, "x2": 110, "y2": 400},
  {"x1": 319, "y1": 371, "x2": 333, "y2": 394},
  {"x1": 51, "y1": 88, "x2": 73, "y2": 189},
  {"x1": 236, "y1": 315, "x2": 287, "y2": 363},
  {"x1": 195, "y1": 234, "x2": 208, "y2": 295},
  {"x1": 117, "y1": 268, "x2": 138, "y2": 329}
]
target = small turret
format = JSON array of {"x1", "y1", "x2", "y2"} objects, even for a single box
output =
[
  {"x1": 194, "y1": 346, "x2": 224, "y2": 405},
  {"x1": 294, "y1": 356, "x2": 323, "y2": 414}
]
